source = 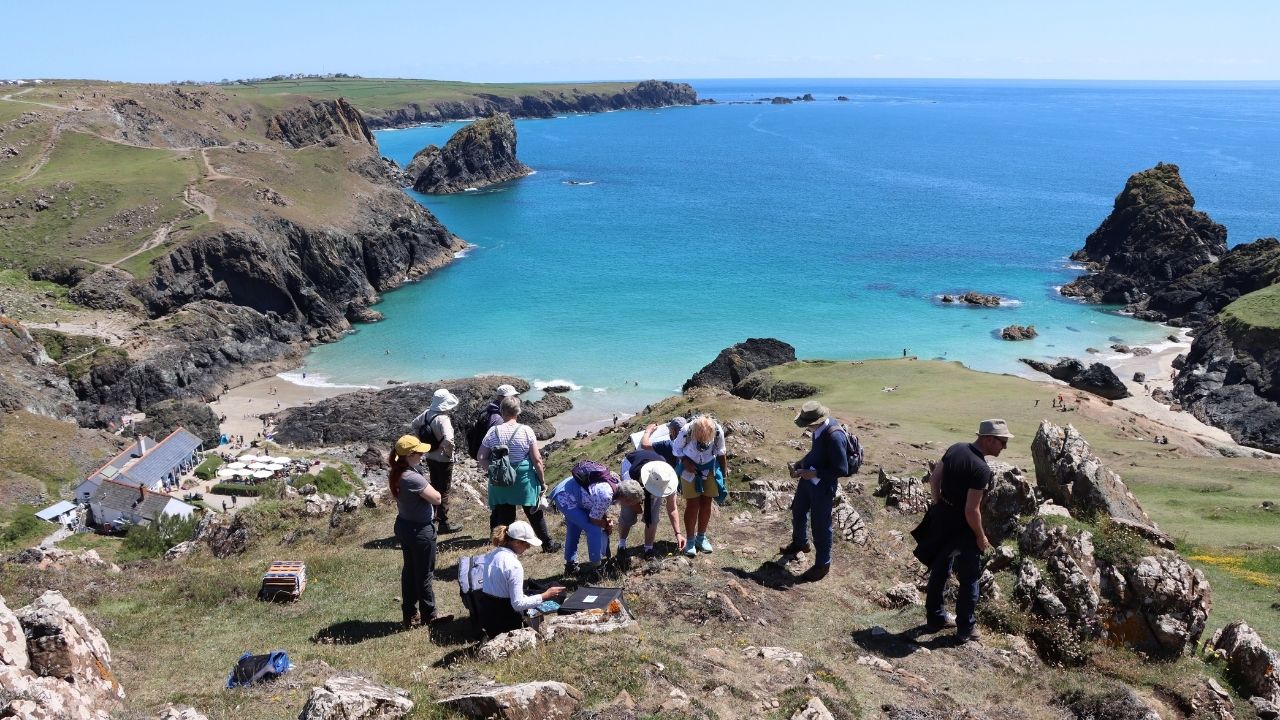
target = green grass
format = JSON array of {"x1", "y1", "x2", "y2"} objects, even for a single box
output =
[
  {"x1": 1221, "y1": 282, "x2": 1280, "y2": 331},
  {"x1": 29, "y1": 328, "x2": 102, "y2": 363},
  {"x1": 0, "y1": 130, "x2": 197, "y2": 273},
  {"x1": 311, "y1": 466, "x2": 353, "y2": 496},
  {"x1": 220, "y1": 77, "x2": 640, "y2": 113},
  {"x1": 0, "y1": 508, "x2": 45, "y2": 550}
]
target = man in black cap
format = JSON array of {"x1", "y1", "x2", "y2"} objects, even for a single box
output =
[
  {"x1": 779, "y1": 400, "x2": 850, "y2": 582},
  {"x1": 921, "y1": 418, "x2": 1011, "y2": 643}
]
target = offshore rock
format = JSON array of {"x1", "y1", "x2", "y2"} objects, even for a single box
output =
[
  {"x1": 684, "y1": 338, "x2": 797, "y2": 393},
  {"x1": 1001, "y1": 324, "x2": 1038, "y2": 341},
  {"x1": 1173, "y1": 315, "x2": 1280, "y2": 453},
  {"x1": 1062, "y1": 163, "x2": 1227, "y2": 305},
  {"x1": 1020, "y1": 358, "x2": 1130, "y2": 400},
  {"x1": 1030, "y1": 421, "x2": 1161, "y2": 533},
  {"x1": 1206, "y1": 621, "x2": 1280, "y2": 707},
  {"x1": 266, "y1": 98, "x2": 374, "y2": 149},
  {"x1": 409, "y1": 113, "x2": 531, "y2": 194},
  {"x1": 438, "y1": 681, "x2": 583, "y2": 720}
]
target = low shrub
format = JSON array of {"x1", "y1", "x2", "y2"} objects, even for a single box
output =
[
  {"x1": 193, "y1": 455, "x2": 223, "y2": 481},
  {"x1": 1093, "y1": 519, "x2": 1151, "y2": 567},
  {"x1": 312, "y1": 466, "x2": 353, "y2": 496},
  {"x1": 210, "y1": 481, "x2": 280, "y2": 498},
  {"x1": 0, "y1": 512, "x2": 43, "y2": 548},
  {"x1": 1028, "y1": 616, "x2": 1092, "y2": 667},
  {"x1": 119, "y1": 514, "x2": 198, "y2": 562}
]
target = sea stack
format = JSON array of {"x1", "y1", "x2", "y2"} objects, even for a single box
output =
[
  {"x1": 1060, "y1": 163, "x2": 1227, "y2": 305},
  {"x1": 408, "y1": 113, "x2": 532, "y2": 194}
]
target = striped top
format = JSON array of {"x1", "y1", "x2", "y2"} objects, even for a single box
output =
[{"x1": 481, "y1": 422, "x2": 538, "y2": 465}]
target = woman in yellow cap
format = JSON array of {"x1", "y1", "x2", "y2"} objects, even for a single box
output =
[{"x1": 389, "y1": 434, "x2": 452, "y2": 629}]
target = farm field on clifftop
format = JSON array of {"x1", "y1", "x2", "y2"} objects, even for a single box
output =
[
  {"x1": 1221, "y1": 282, "x2": 1280, "y2": 331},
  {"x1": 220, "y1": 77, "x2": 638, "y2": 112}
]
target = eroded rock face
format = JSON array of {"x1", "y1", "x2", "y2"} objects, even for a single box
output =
[
  {"x1": 297, "y1": 674, "x2": 414, "y2": 720},
  {"x1": 266, "y1": 98, "x2": 374, "y2": 149},
  {"x1": 1206, "y1": 621, "x2": 1280, "y2": 706},
  {"x1": 409, "y1": 113, "x2": 532, "y2": 194},
  {"x1": 1103, "y1": 554, "x2": 1211, "y2": 658},
  {"x1": 15, "y1": 591, "x2": 123, "y2": 706},
  {"x1": 1015, "y1": 519, "x2": 1100, "y2": 630},
  {"x1": 67, "y1": 268, "x2": 138, "y2": 312},
  {"x1": 1174, "y1": 317, "x2": 1280, "y2": 454},
  {"x1": 1030, "y1": 421, "x2": 1159, "y2": 532},
  {"x1": 0, "y1": 319, "x2": 77, "y2": 421},
  {"x1": 981, "y1": 462, "x2": 1038, "y2": 545},
  {"x1": 0, "y1": 666, "x2": 107, "y2": 720},
  {"x1": 1141, "y1": 237, "x2": 1280, "y2": 327},
  {"x1": 683, "y1": 338, "x2": 797, "y2": 393},
  {"x1": 438, "y1": 681, "x2": 583, "y2": 720},
  {"x1": 1062, "y1": 163, "x2": 1227, "y2": 305}
]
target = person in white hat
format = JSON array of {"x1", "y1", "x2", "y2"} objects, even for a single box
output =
[
  {"x1": 410, "y1": 388, "x2": 462, "y2": 533},
  {"x1": 920, "y1": 418, "x2": 1012, "y2": 644},
  {"x1": 476, "y1": 520, "x2": 566, "y2": 637},
  {"x1": 465, "y1": 383, "x2": 521, "y2": 460},
  {"x1": 616, "y1": 452, "x2": 685, "y2": 562}
]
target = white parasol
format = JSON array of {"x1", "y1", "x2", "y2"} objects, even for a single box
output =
[
  {"x1": 253, "y1": 469, "x2": 273, "y2": 479},
  {"x1": 273, "y1": 456, "x2": 292, "y2": 464},
  {"x1": 216, "y1": 468, "x2": 240, "y2": 478}
]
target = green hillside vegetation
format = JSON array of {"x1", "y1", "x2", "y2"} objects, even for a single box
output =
[
  {"x1": 1221, "y1": 282, "x2": 1280, "y2": 331},
  {"x1": 221, "y1": 77, "x2": 638, "y2": 113}
]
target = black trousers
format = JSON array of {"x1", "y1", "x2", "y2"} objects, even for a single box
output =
[
  {"x1": 394, "y1": 517, "x2": 438, "y2": 621},
  {"x1": 489, "y1": 503, "x2": 554, "y2": 545},
  {"x1": 426, "y1": 459, "x2": 453, "y2": 525},
  {"x1": 476, "y1": 591, "x2": 524, "y2": 637}
]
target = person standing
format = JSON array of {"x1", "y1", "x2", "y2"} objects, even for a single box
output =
[
  {"x1": 478, "y1": 396, "x2": 559, "y2": 551},
  {"x1": 411, "y1": 388, "x2": 462, "y2": 533},
  {"x1": 389, "y1": 434, "x2": 452, "y2": 630},
  {"x1": 639, "y1": 417, "x2": 687, "y2": 466},
  {"x1": 466, "y1": 384, "x2": 519, "y2": 459},
  {"x1": 780, "y1": 401, "x2": 850, "y2": 582},
  {"x1": 673, "y1": 415, "x2": 728, "y2": 557},
  {"x1": 921, "y1": 419, "x2": 1009, "y2": 643}
]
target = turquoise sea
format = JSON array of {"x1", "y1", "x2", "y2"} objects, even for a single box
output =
[{"x1": 298, "y1": 79, "x2": 1280, "y2": 428}]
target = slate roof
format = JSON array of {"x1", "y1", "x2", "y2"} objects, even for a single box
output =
[
  {"x1": 85, "y1": 438, "x2": 152, "y2": 486},
  {"x1": 90, "y1": 479, "x2": 180, "y2": 524},
  {"x1": 122, "y1": 428, "x2": 202, "y2": 487}
]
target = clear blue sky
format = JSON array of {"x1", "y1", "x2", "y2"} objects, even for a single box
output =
[{"x1": 4, "y1": 0, "x2": 1278, "y2": 82}]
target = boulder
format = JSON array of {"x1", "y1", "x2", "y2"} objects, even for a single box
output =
[
  {"x1": 1206, "y1": 621, "x2": 1280, "y2": 706},
  {"x1": 476, "y1": 628, "x2": 538, "y2": 661},
  {"x1": 195, "y1": 512, "x2": 253, "y2": 558},
  {"x1": 163, "y1": 541, "x2": 198, "y2": 562},
  {"x1": 981, "y1": 462, "x2": 1038, "y2": 545},
  {"x1": 0, "y1": 665, "x2": 106, "y2": 720},
  {"x1": 873, "y1": 468, "x2": 929, "y2": 514},
  {"x1": 884, "y1": 583, "x2": 921, "y2": 608},
  {"x1": 1001, "y1": 325, "x2": 1038, "y2": 341},
  {"x1": 1102, "y1": 554, "x2": 1212, "y2": 658},
  {"x1": 1020, "y1": 357, "x2": 1084, "y2": 382},
  {"x1": 297, "y1": 674, "x2": 414, "y2": 720},
  {"x1": 1030, "y1": 421, "x2": 1160, "y2": 532},
  {"x1": 683, "y1": 338, "x2": 797, "y2": 393},
  {"x1": 791, "y1": 697, "x2": 836, "y2": 720},
  {"x1": 437, "y1": 681, "x2": 583, "y2": 720},
  {"x1": 1055, "y1": 687, "x2": 1162, "y2": 720},
  {"x1": 0, "y1": 595, "x2": 29, "y2": 669},
  {"x1": 15, "y1": 591, "x2": 123, "y2": 705},
  {"x1": 155, "y1": 705, "x2": 210, "y2": 720},
  {"x1": 1072, "y1": 363, "x2": 1130, "y2": 400},
  {"x1": 409, "y1": 113, "x2": 532, "y2": 194},
  {"x1": 539, "y1": 611, "x2": 633, "y2": 639},
  {"x1": 831, "y1": 500, "x2": 868, "y2": 545},
  {"x1": 1132, "y1": 372, "x2": 1146, "y2": 383}
]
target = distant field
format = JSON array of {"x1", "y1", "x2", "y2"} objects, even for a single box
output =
[{"x1": 220, "y1": 77, "x2": 640, "y2": 113}]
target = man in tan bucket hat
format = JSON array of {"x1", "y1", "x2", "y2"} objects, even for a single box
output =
[{"x1": 917, "y1": 418, "x2": 1012, "y2": 644}]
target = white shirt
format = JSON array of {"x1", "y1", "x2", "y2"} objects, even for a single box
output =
[
  {"x1": 481, "y1": 546, "x2": 541, "y2": 612},
  {"x1": 672, "y1": 423, "x2": 726, "y2": 466}
]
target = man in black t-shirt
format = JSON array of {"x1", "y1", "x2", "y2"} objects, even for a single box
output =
[{"x1": 922, "y1": 418, "x2": 1011, "y2": 643}]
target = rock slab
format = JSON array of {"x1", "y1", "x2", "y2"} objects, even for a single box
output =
[
  {"x1": 438, "y1": 681, "x2": 583, "y2": 720},
  {"x1": 298, "y1": 674, "x2": 413, "y2": 720}
]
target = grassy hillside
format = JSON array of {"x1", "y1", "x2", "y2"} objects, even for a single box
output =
[
  {"x1": 1221, "y1": 282, "x2": 1280, "y2": 331},
  {"x1": 220, "y1": 77, "x2": 639, "y2": 113}
]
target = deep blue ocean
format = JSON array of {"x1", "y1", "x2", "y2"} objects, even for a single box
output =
[{"x1": 298, "y1": 79, "x2": 1280, "y2": 427}]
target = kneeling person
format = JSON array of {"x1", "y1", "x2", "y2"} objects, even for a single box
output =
[
  {"x1": 617, "y1": 450, "x2": 684, "y2": 561},
  {"x1": 478, "y1": 521, "x2": 565, "y2": 638}
]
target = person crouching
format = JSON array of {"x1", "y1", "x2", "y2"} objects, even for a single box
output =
[
  {"x1": 617, "y1": 451, "x2": 684, "y2": 561},
  {"x1": 477, "y1": 521, "x2": 566, "y2": 638}
]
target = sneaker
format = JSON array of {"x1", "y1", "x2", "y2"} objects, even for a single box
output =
[
  {"x1": 563, "y1": 561, "x2": 580, "y2": 576},
  {"x1": 542, "y1": 539, "x2": 562, "y2": 554},
  {"x1": 779, "y1": 541, "x2": 812, "y2": 555},
  {"x1": 683, "y1": 541, "x2": 697, "y2": 557},
  {"x1": 696, "y1": 536, "x2": 714, "y2": 553},
  {"x1": 925, "y1": 613, "x2": 958, "y2": 632},
  {"x1": 642, "y1": 547, "x2": 657, "y2": 561},
  {"x1": 800, "y1": 564, "x2": 830, "y2": 582},
  {"x1": 955, "y1": 629, "x2": 982, "y2": 644}
]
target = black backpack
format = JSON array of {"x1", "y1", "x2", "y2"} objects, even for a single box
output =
[
  {"x1": 465, "y1": 405, "x2": 499, "y2": 459},
  {"x1": 416, "y1": 413, "x2": 448, "y2": 449}
]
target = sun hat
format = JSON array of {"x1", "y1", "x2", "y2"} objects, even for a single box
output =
[
  {"x1": 505, "y1": 520, "x2": 542, "y2": 547},
  {"x1": 495, "y1": 384, "x2": 518, "y2": 397},
  {"x1": 666, "y1": 416, "x2": 688, "y2": 434},
  {"x1": 641, "y1": 461, "x2": 678, "y2": 498},
  {"x1": 394, "y1": 434, "x2": 431, "y2": 459},
  {"x1": 793, "y1": 401, "x2": 830, "y2": 428},
  {"x1": 976, "y1": 419, "x2": 1014, "y2": 438},
  {"x1": 429, "y1": 388, "x2": 459, "y2": 414}
]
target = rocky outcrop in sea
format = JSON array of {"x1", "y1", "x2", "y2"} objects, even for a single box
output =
[
  {"x1": 1141, "y1": 236, "x2": 1280, "y2": 327},
  {"x1": 359, "y1": 80, "x2": 698, "y2": 129},
  {"x1": 683, "y1": 338, "x2": 797, "y2": 393},
  {"x1": 408, "y1": 113, "x2": 531, "y2": 194}
]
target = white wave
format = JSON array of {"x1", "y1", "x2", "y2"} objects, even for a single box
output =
[
  {"x1": 533, "y1": 378, "x2": 582, "y2": 391},
  {"x1": 454, "y1": 245, "x2": 475, "y2": 259},
  {"x1": 1065, "y1": 263, "x2": 1088, "y2": 271},
  {"x1": 999, "y1": 298, "x2": 1022, "y2": 306},
  {"x1": 592, "y1": 387, "x2": 607, "y2": 393},
  {"x1": 277, "y1": 372, "x2": 378, "y2": 390},
  {"x1": 463, "y1": 187, "x2": 478, "y2": 192},
  {"x1": 563, "y1": 180, "x2": 595, "y2": 186},
  {"x1": 528, "y1": 170, "x2": 538, "y2": 175},
  {"x1": 556, "y1": 116, "x2": 568, "y2": 119}
]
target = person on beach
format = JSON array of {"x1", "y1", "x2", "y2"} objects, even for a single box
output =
[
  {"x1": 780, "y1": 401, "x2": 850, "y2": 582},
  {"x1": 917, "y1": 419, "x2": 1010, "y2": 644},
  {"x1": 673, "y1": 415, "x2": 728, "y2": 556},
  {"x1": 389, "y1": 434, "x2": 453, "y2": 630},
  {"x1": 549, "y1": 460, "x2": 645, "y2": 579},
  {"x1": 411, "y1": 388, "x2": 462, "y2": 533},
  {"x1": 477, "y1": 521, "x2": 566, "y2": 637},
  {"x1": 640, "y1": 417, "x2": 687, "y2": 466},
  {"x1": 478, "y1": 396, "x2": 559, "y2": 551},
  {"x1": 616, "y1": 453, "x2": 684, "y2": 561},
  {"x1": 467, "y1": 384, "x2": 518, "y2": 458}
]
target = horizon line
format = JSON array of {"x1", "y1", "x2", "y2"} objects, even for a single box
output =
[{"x1": 6, "y1": 75, "x2": 1280, "y2": 86}]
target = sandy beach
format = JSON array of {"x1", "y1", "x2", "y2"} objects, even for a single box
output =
[{"x1": 210, "y1": 375, "x2": 352, "y2": 446}]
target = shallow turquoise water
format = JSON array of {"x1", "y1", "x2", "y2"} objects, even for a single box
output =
[{"x1": 301, "y1": 79, "x2": 1280, "y2": 422}]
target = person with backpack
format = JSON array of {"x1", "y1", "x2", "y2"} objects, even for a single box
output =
[
  {"x1": 478, "y1": 395, "x2": 559, "y2": 551},
  {"x1": 779, "y1": 401, "x2": 855, "y2": 582},
  {"x1": 388, "y1": 434, "x2": 453, "y2": 629},
  {"x1": 549, "y1": 460, "x2": 646, "y2": 580},
  {"x1": 410, "y1": 388, "x2": 462, "y2": 534},
  {"x1": 466, "y1": 384, "x2": 518, "y2": 459},
  {"x1": 672, "y1": 415, "x2": 728, "y2": 557},
  {"x1": 477, "y1": 521, "x2": 566, "y2": 637}
]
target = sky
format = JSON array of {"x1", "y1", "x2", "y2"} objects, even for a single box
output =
[{"x1": 4, "y1": 1, "x2": 1279, "y2": 83}]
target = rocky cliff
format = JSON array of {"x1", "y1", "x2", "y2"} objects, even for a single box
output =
[
  {"x1": 407, "y1": 113, "x2": 531, "y2": 194},
  {"x1": 1061, "y1": 163, "x2": 1227, "y2": 305},
  {"x1": 683, "y1": 338, "x2": 798, "y2": 393},
  {"x1": 359, "y1": 80, "x2": 698, "y2": 129},
  {"x1": 1140, "y1": 237, "x2": 1280, "y2": 326},
  {"x1": 0, "y1": 318, "x2": 78, "y2": 421},
  {"x1": 265, "y1": 98, "x2": 374, "y2": 148}
]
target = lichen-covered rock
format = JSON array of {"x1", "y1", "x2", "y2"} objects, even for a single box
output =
[
  {"x1": 477, "y1": 629, "x2": 538, "y2": 662},
  {"x1": 1103, "y1": 554, "x2": 1211, "y2": 658},
  {"x1": 437, "y1": 681, "x2": 583, "y2": 720},
  {"x1": 15, "y1": 591, "x2": 123, "y2": 706},
  {"x1": 154, "y1": 704, "x2": 210, "y2": 720},
  {"x1": 0, "y1": 666, "x2": 106, "y2": 720},
  {"x1": 0, "y1": 595, "x2": 29, "y2": 669},
  {"x1": 409, "y1": 113, "x2": 531, "y2": 194},
  {"x1": 1031, "y1": 421, "x2": 1160, "y2": 533},
  {"x1": 832, "y1": 499, "x2": 868, "y2": 545},
  {"x1": 982, "y1": 462, "x2": 1038, "y2": 545},
  {"x1": 297, "y1": 674, "x2": 413, "y2": 720},
  {"x1": 791, "y1": 697, "x2": 836, "y2": 720},
  {"x1": 163, "y1": 541, "x2": 198, "y2": 562},
  {"x1": 195, "y1": 512, "x2": 253, "y2": 558},
  {"x1": 1015, "y1": 519, "x2": 1100, "y2": 631},
  {"x1": 874, "y1": 468, "x2": 929, "y2": 514},
  {"x1": 1206, "y1": 621, "x2": 1280, "y2": 706},
  {"x1": 1055, "y1": 687, "x2": 1162, "y2": 720}
]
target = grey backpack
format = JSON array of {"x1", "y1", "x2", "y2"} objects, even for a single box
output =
[{"x1": 487, "y1": 425, "x2": 519, "y2": 487}]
